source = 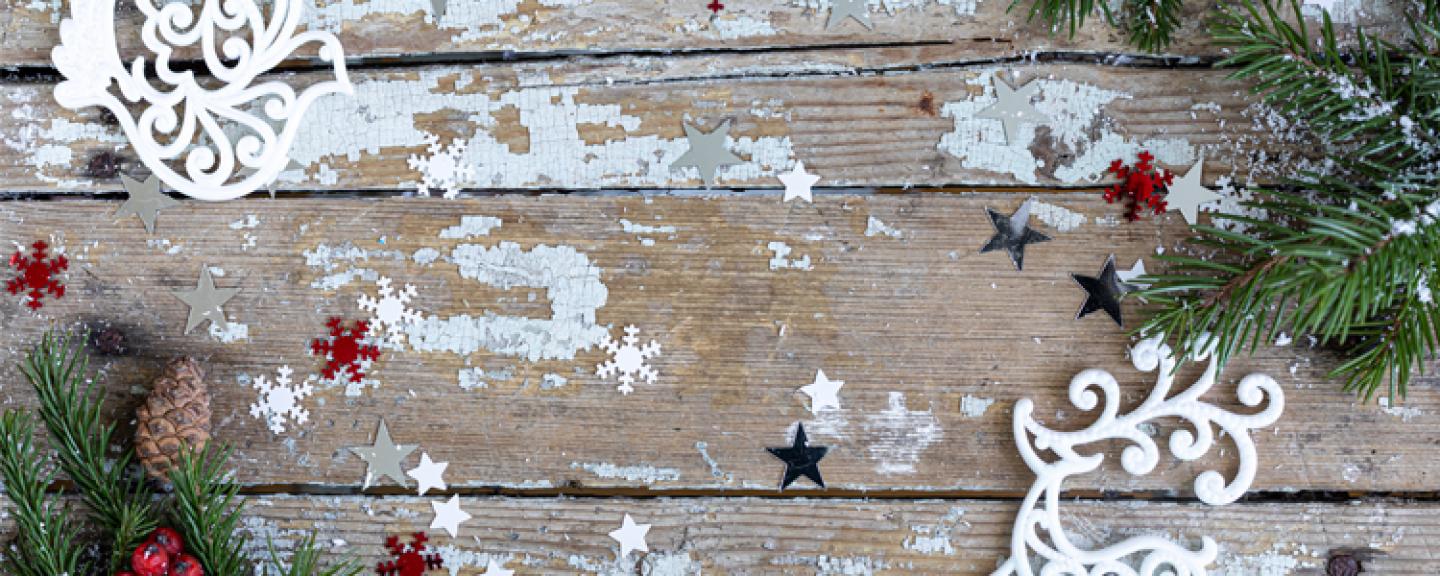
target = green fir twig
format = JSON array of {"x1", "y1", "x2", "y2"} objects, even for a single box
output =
[
  {"x1": 261, "y1": 533, "x2": 365, "y2": 576},
  {"x1": 1008, "y1": 0, "x2": 1184, "y2": 52},
  {"x1": 0, "y1": 411, "x2": 88, "y2": 576},
  {"x1": 170, "y1": 445, "x2": 251, "y2": 576}
]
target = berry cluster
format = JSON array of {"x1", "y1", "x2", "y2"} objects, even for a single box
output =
[
  {"x1": 1104, "y1": 151, "x2": 1174, "y2": 221},
  {"x1": 117, "y1": 527, "x2": 203, "y2": 576}
]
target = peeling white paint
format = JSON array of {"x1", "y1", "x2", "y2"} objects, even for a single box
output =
[
  {"x1": 283, "y1": 70, "x2": 793, "y2": 188},
  {"x1": 229, "y1": 215, "x2": 261, "y2": 230},
  {"x1": 1213, "y1": 543, "x2": 1319, "y2": 575},
  {"x1": 644, "y1": 552, "x2": 703, "y2": 576},
  {"x1": 431, "y1": 545, "x2": 513, "y2": 576},
  {"x1": 903, "y1": 506, "x2": 967, "y2": 555},
  {"x1": 209, "y1": 321, "x2": 250, "y2": 343},
  {"x1": 864, "y1": 216, "x2": 904, "y2": 239},
  {"x1": 620, "y1": 218, "x2": 677, "y2": 246},
  {"x1": 412, "y1": 247, "x2": 442, "y2": 266},
  {"x1": 1379, "y1": 397, "x2": 1424, "y2": 422},
  {"x1": 570, "y1": 461, "x2": 681, "y2": 483},
  {"x1": 791, "y1": 0, "x2": 981, "y2": 17},
  {"x1": 540, "y1": 373, "x2": 568, "y2": 389},
  {"x1": 959, "y1": 394, "x2": 994, "y2": 418},
  {"x1": 695, "y1": 441, "x2": 734, "y2": 484},
  {"x1": 767, "y1": 241, "x2": 813, "y2": 271},
  {"x1": 302, "y1": 242, "x2": 406, "y2": 290},
  {"x1": 303, "y1": 0, "x2": 592, "y2": 45},
  {"x1": 4, "y1": 116, "x2": 126, "y2": 187},
  {"x1": 937, "y1": 70, "x2": 1195, "y2": 185},
  {"x1": 439, "y1": 215, "x2": 503, "y2": 239},
  {"x1": 1026, "y1": 198, "x2": 1086, "y2": 232},
  {"x1": 863, "y1": 392, "x2": 943, "y2": 475}
]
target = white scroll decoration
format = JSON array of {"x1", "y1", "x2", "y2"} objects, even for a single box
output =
[
  {"x1": 52, "y1": 0, "x2": 352, "y2": 201},
  {"x1": 993, "y1": 334, "x2": 1285, "y2": 576}
]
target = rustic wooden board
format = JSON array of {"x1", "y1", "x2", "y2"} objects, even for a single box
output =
[
  {"x1": 230, "y1": 495, "x2": 1432, "y2": 574},
  {"x1": 1, "y1": 53, "x2": 1312, "y2": 193},
  {"x1": 1, "y1": 195, "x2": 1431, "y2": 493},
  {"x1": 0, "y1": 0, "x2": 1408, "y2": 67}
]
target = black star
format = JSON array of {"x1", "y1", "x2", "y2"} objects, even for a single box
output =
[
  {"x1": 767, "y1": 423, "x2": 829, "y2": 490},
  {"x1": 980, "y1": 202, "x2": 1051, "y2": 271},
  {"x1": 1072, "y1": 254, "x2": 1134, "y2": 327}
]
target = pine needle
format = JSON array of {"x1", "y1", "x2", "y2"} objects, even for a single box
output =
[
  {"x1": 0, "y1": 411, "x2": 89, "y2": 576},
  {"x1": 170, "y1": 445, "x2": 251, "y2": 576}
]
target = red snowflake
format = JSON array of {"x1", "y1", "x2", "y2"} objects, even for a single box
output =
[
  {"x1": 707, "y1": 0, "x2": 724, "y2": 14},
  {"x1": 1104, "y1": 151, "x2": 1174, "y2": 221},
  {"x1": 7, "y1": 240, "x2": 67, "y2": 310},
  {"x1": 310, "y1": 317, "x2": 381, "y2": 383},
  {"x1": 376, "y1": 532, "x2": 444, "y2": 576}
]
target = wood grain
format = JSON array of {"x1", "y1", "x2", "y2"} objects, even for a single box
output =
[
  {"x1": 0, "y1": 195, "x2": 1430, "y2": 493},
  {"x1": 232, "y1": 495, "x2": 1434, "y2": 574},
  {"x1": 1, "y1": 51, "x2": 1312, "y2": 193}
]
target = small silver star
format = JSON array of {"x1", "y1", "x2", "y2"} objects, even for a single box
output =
[
  {"x1": 350, "y1": 418, "x2": 417, "y2": 490},
  {"x1": 979, "y1": 200, "x2": 1051, "y2": 271},
  {"x1": 671, "y1": 120, "x2": 744, "y2": 188},
  {"x1": 1165, "y1": 158, "x2": 1222, "y2": 225},
  {"x1": 827, "y1": 0, "x2": 874, "y2": 29},
  {"x1": 172, "y1": 267, "x2": 240, "y2": 334},
  {"x1": 116, "y1": 174, "x2": 180, "y2": 234},
  {"x1": 976, "y1": 75, "x2": 1050, "y2": 145}
]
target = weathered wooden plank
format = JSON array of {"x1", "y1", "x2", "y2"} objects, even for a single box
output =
[
  {"x1": 233, "y1": 495, "x2": 1434, "y2": 574},
  {"x1": 2, "y1": 54, "x2": 1309, "y2": 193},
  {"x1": 0, "y1": 195, "x2": 1430, "y2": 493},
  {"x1": 0, "y1": 0, "x2": 1407, "y2": 67}
]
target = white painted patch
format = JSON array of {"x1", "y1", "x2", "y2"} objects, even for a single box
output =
[
  {"x1": 793, "y1": 0, "x2": 980, "y2": 17},
  {"x1": 430, "y1": 545, "x2": 513, "y2": 576},
  {"x1": 541, "y1": 373, "x2": 568, "y2": 389},
  {"x1": 695, "y1": 441, "x2": 734, "y2": 484},
  {"x1": 406, "y1": 240, "x2": 608, "y2": 362},
  {"x1": 903, "y1": 507, "x2": 967, "y2": 555},
  {"x1": 1342, "y1": 463, "x2": 1362, "y2": 483},
  {"x1": 644, "y1": 552, "x2": 703, "y2": 576},
  {"x1": 570, "y1": 462, "x2": 681, "y2": 483},
  {"x1": 457, "y1": 367, "x2": 489, "y2": 390},
  {"x1": 1213, "y1": 543, "x2": 1319, "y2": 575},
  {"x1": 229, "y1": 215, "x2": 261, "y2": 230},
  {"x1": 620, "y1": 218, "x2": 678, "y2": 245},
  {"x1": 439, "y1": 215, "x2": 503, "y2": 239},
  {"x1": 412, "y1": 247, "x2": 442, "y2": 266},
  {"x1": 959, "y1": 394, "x2": 994, "y2": 418},
  {"x1": 863, "y1": 392, "x2": 943, "y2": 475},
  {"x1": 302, "y1": 0, "x2": 591, "y2": 44},
  {"x1": 302, "y1": 242, "x2": 406, "y2": 290},
  {"x1": 4, "y1": 115, "x2": 127, "y2": 187},
  {"x1": 209, "y1": 321, "x2": 249, "y2": 343},
  {"x1": 1026, "y1": 198, "x2": 1086, "y2": 232},
  {"x1": 937, "y1": 70, "x2": 1195, "y2": 185},
  {"x1": 864, "y1": 216, "x2": 904, "y2": 239},
  {"x1": 1379, "y1": 397, "x2": 1424, "y2": 422},
  {"x1": 767, "y1": 241, "x2": 813, "y2": 271},
  {"x1": 282, "y1": 70, "x2": 793, "y2": 188}
]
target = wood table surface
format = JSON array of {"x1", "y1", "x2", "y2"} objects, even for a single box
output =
[{"x1": 1, "y1": 0, "x2": 1434, "y2": 573}]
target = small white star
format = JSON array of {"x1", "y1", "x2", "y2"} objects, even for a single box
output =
[
  {"x1": 406, "y1": 453, "x2": 449, "y2": 496},
  {"x1": 1165, "y1": 158, "x2": 1222, "y2": 225},
  {"x1": 608, "y1": 513, "x2": 651, "y2": 559},
  {"x1": 480, "y1": 559, "x2": 514, "y2": 576},
  {"x1": 1116, "y1": 259, "x2": 1150, "y2": 289},
  {"x1": 430, "y1": 494, "x2": 471, "y2": 538},
  {"x1": 799, "y1": 369, "x2": 844, "y2": 414},
  {"x1": 778, "y1": 162, "x2": 821, "y2": 203}
]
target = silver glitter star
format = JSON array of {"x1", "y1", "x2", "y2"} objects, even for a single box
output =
[
  {"x1": 116, "y1": 174, "x2": 180, "y2": 234},
  {"x1": 979, "y1": 200, "x2": 1051, "y2": 271},
  {"x1": 172, "y1": 267, "x2": 240, "y2": 334},
  {"x1": 1164, "y1": 157, "x2": 1222, "y2": 225},
  {"x1": 827, "y1": 0, "x2": 874, "y2": 29},
  {"x1": 350, "y1": 418, "x2": 417, "y2": 490},
  {"x1": 671, "y1": 120, "x2": 744, "y2": 188},
  {"x1": 976, "y1": 75, "x2": 1049, "y2": 145}
]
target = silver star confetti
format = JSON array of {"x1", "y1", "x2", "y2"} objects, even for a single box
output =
[
  {"x1": 980, "y1": 201, "x2": 1051, "y2": 271},
  {"x1": 976, "y1": 75, "x2": 1049, "y2": 145},
  {"x1": 671, "y1": 120, "x2": 744, "y2": 188},
  {"x1": 116, "y1": 174, "x2": 180, "y2": 234},
  {"x1": 350, "y1": 418, "x2": 417, "y2": 490},
  {"x1": 1164, "y1": 158, "x2": 1221, "y2": 225},
  {"x1": 827, "y1": 0, "x2": 873, "y2": 29},
  {"x1": 172, "y1": 267, "x2": 240, "y2": 334}
]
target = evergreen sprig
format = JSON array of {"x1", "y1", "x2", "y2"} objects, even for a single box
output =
[
  {"x1": 1138, "y1": 0, "x2": 1440, "y2": 401},
  {"x1": 170, "y1": 446, "x2": 251, "y2": 576},
  {"x1": 1009, "y1": 0, "x2": 1185, "y2": 53},
  {"x1": 0, "y1": 411, "x2": 88, "y2": 576},
  {"x1": 261, "y1": 533, "x2": 365, "y2": 576},
  {"x1": 20, "y1": 330, "x2": 159, "y2": 572}
]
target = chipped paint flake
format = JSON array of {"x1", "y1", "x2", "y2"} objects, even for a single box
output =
[
  {"x1": 4, "y1": 115, "x2": 127, "y2": 187},
  {"x1": 768, "y1": 241, "x2": 813, "y2": 271},
  {"x1": 1379, "y1": 397, "x2": 1424, "y2": 422},
  {"x1": 209, "y1": 320, "x2": 249, "y2": 343},
  {"x1": 863, "y1": 392, "x2": 943, "y2": 475},
  {"x1": 904, "y1": 507, "x2": 967, "y2": 555},
  {"x1": 620, "y1": 218, "x2": 678, "y2": 246},
  {"x1": 959, "y1": 394, "x2": 994, "y2": 418},
  {"x1": 303, "y1": 0, "x2": 593, "y2": 45},
  {"x1": 570, "y1": 461, "x2": 681, "y2": 483},
  {"x1": 938, "y1": 70, "x2": 1195, "y2": 185},
  {"x1": 1026, "y1": 198, "x2": 1086, "y2": 232},
  {"x1": 864, "y1": 216, "x2": 904, "y2": 239},
  {"x1": 303, "y1": 242, "x2": 406, "y2": 290},
  {"x1": 439, "y1": 215, "x2": 503, "y2": 239}
]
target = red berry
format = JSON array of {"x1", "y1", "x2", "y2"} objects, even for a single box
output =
[
  {"x1": 131, "y1": 542, "x2": 170, "y2": 576},
  {"x1": 169, "y1": 554, "x2": 204, "y2": 576},
  {"x1": 148, "y1": 527, "x2": 185, "y2": 556},
  {"x1": 116, "y1": 572, "x2": 137, "y2": 576}
]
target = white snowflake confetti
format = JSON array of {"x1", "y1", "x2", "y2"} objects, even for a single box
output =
[
  {"x1": 407, "y1": 134, "x2": 472, "y2": 198},
  {"x1": 249, "y1": 366, "x2": 314, "y2": 435},
  {"x1": 596, "y1": 325, "x2": 661, "y2": 395},
  {"x1": 357, "y1": 276, "x2": 422, "y2": 347}
]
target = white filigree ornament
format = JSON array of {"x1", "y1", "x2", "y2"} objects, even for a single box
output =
[
  {"x1": 52, "y1": 0, "x2": 352, "y2": 201},
  {"x1": 993, "y1": 334, "x2": 1285, "y2": 576}
]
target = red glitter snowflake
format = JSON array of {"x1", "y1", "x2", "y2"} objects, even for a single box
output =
[
  {"x1": 7, "y1": 240, "x2": 67, "y2": 310},
  {"x1": 376, "y1": 532, "x2": 444, "y2": 576},
  {"x1": 707, "y1": 0, "x2": 724, "y2": 14},
  {"x1": 310, "y1": 317, "x2": 381, "y2": 383},
  {"x1": 1104, "y1": 151, "x2": 1174, "y2": 221}
]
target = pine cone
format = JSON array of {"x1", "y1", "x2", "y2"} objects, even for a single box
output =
[{"x1": 135, "y1": 357, "x2": 212, "y2": 488}]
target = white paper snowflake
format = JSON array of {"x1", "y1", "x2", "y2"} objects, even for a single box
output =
[
  {"x1": 357, "y1": 276, "x2": 422, "y2": 347},
  {"x1": 596, "y1": 325, "x2": 661, "y2": 395},
  {"x1": 407, "y1": 134, "x2": 472, "y2": 198},
  {"x1": 249, "y1": 366, "x2": 314, "y2": 435}
]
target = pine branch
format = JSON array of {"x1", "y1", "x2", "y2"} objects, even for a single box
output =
[
  {"x1": 261, "y1": 533, "x2": 364, "y2": 576},
  {"x1": 20, "y1": 330, "x2": 159, "y2": 572},
  {"x1": 1008, "y1": 0, "x2": 1183, "y2": 52},
  {"x1": 170, "y1": 445, "x2": 252, "y2": 576},
  {"x1": 0, "y1": 411, "x2": 88, "y2": 576}
]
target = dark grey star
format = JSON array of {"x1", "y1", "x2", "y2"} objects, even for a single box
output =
[
  {"x1": 767, "y1": 422, "x2": 829, "y2": 490},
  {"x1": 979, "y1": 201, "x2": 1051, "y2": 271},
  {"x1": 116, "y1": 174, "x2": 180, "y2": 234},
  {"x1": 172, "y1": 267, "x2": 240, "y2": 334},
  {"x1": 1072, "y1": 254, "x2": 1134, "y2": 327},
  {"x1": 827, "y1": 0, "x2": 873, "y2": 30},
  {"x1": 671, "y1": 120, "x2": 745, "y2": 188}
]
